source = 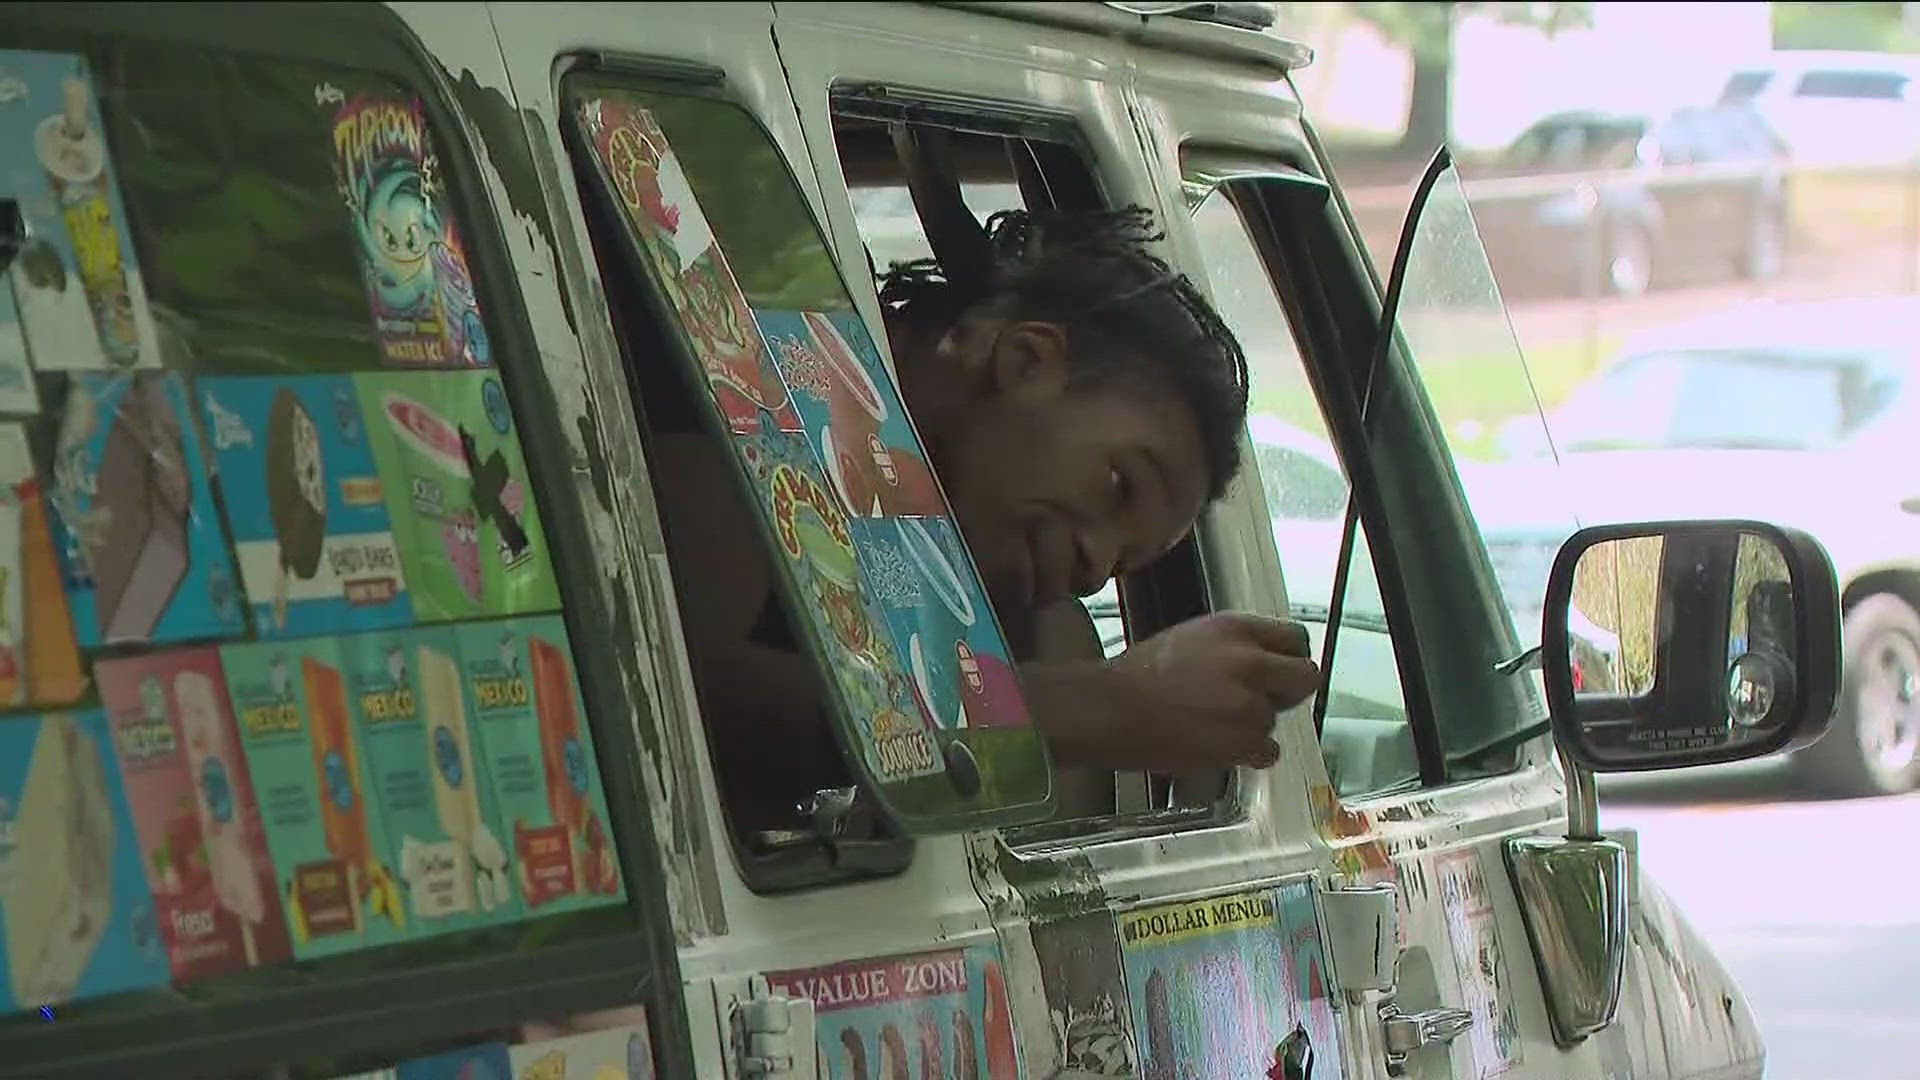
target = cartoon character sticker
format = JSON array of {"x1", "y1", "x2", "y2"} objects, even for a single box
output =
[
  {"x1": 330, "y1": 91, "x2": 490, "y2": 368},
  {"x1": 1117, "y1": 884, "x2": 1344, "y2": 1080},
  {"x1": 741, "y1": 426, "x2": 943, "y2": 783},
  {"x1": 1436, "y1": 849, "x2": 1524, "y2": 1078},
  {"x1": 767, "y1": 946, "x2": 1020, "y2": 1080},
  {"x1": 0, "y1": 49, "x2": 161, "y2": 374},
  {"x1": 576, "y1": 94, "x2": 799, "y2": 435}
]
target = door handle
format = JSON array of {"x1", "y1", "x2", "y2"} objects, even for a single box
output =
[{"x1": 1379, "y1": 1001, "x2": 1473, "y2": 1076}]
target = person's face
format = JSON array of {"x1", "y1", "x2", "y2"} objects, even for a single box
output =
[{"x1": 916, "y1": 319, "x2": 1211, "y2": 615}]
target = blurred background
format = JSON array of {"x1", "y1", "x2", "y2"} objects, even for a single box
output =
[{"x1": 1270, "y1": 4, "x2": 1920, "y2": 1075}]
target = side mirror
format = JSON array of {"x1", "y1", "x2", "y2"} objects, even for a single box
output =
[{"x1": 1542, "y1": 520, "x2": 1841, "y2": 772}]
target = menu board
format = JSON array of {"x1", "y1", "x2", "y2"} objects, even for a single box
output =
[{"x1": 0, "y1": 53, "x2": 626, "y2": 1020}]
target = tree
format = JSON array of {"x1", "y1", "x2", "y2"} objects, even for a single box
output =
[{"x1": 1340, "y1": 2, "x2": 1595, "y2": 151}]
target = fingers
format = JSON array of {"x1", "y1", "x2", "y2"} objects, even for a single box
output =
[
  {"x1": 1240, "y1": 650, "x2": 1321, "y2": 708},
  {"x1": 1218, "y1": 611, "x2": 1313, "y2": 658}
]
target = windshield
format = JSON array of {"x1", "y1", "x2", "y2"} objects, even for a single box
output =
[{"x1": 1549, "y1": 350, "x2": 1852, "y2": 452}]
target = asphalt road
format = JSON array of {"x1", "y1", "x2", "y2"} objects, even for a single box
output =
[{"x1": 1602, "y1": 764, "x2": 1920, "y2": 1080}]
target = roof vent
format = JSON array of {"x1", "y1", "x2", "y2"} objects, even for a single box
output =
[{"x1": 1102, "y1": 2, "x2": 1278, "y2": 32}]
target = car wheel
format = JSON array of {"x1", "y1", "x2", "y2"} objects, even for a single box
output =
[
  {"x1": 1603, "y1": 226, "x2": 1653, "y2": 299},
  {"x1": 1741, "y1": 206, "x2": 1786, "y2": 282},
  {"x1": 1798, "y1": 593, "x2": 1920, "y2": 797}
]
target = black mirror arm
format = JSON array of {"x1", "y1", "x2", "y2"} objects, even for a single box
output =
[{"x1": 0, "y1": 200, "x2": 24, "y2": 276}]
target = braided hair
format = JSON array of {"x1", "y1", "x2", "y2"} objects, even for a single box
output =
[{"x1": 877, "y1": 205, "x2": 1251, "y2": 502}]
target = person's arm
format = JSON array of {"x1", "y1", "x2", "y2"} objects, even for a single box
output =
[{"x1": 648, "y1": 435, "x2": 847, "y2": 819}]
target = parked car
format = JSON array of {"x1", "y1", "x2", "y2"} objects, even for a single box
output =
[
  {"x1": 1481, "y1": 297, "x2": 1920, "y2": 795},
  {"x1": 1719, "y1": 50, "x2": 1920, "y2": 168},
  {"x1": 1468, "y1": 104, "x2": 1788, "y2": 299}
]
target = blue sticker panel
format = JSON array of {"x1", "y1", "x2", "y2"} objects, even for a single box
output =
[
  {"x1": 47, "y1": 372, "x2": 245, "y2": 646},
  {"x1": 198, "y1": 374, "x2": 413, "y2": 638},
  {"x1": 0, "y1": 49, "x2": 160, "y2": 373},
  {"x1": 848, "y1": 516, "x2": 1031, "y2": 734},
  {"x1": 0, "y1": 710, "x2": 170, "y2": 1013}
]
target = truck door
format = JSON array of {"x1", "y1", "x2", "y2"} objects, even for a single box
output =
[
  {"x1": 1127, "y1": 19, "x2": 1615, "y2": 1080},
  {"x1": 488, "y1": 3, "x2": 1078, "y2": 1076}
]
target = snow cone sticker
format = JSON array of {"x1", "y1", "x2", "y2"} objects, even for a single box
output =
[{"x1": 768, "y1": 463, "x2": 872, "y2": 660}]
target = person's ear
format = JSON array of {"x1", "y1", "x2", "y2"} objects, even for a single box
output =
[{"x1": 986, "y1": 321, "x2": 1071, "y2": 404}]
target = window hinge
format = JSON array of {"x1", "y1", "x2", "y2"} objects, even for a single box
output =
[{"x1": 731, "y1": 975, "x2": 818, "y2": 1079}]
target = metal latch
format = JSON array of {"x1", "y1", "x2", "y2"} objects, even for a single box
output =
[
  {"x1": 732, "y1": 976, "x2": 817, "y2": 1079},
  {"x1": 1379, "y1": 1000, "x2": 1473, "y2": 1076}
]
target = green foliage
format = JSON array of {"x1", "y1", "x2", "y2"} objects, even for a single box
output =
[
  {"x1": 1340, "y1": 2, "x2": 1595, "y2": 59},
  {"x1": 1773, "y1": 2, "x2": 1920, "y2": 52}
]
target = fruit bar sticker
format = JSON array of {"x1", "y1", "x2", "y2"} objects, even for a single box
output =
[
  {"x1": 45, "y1": 372, "x2": 245, "y2": 647},
  {"x1": 0, "y1": 50, "x2": 161, "y2": 373},
  {"x1": 577, "y1": 94, "x2": 800, "y2": 436},
  {"x1": 1118, "y1": 886, "x2": 1345, "y2": 1080},
  {"x1": 740, "y1": 426, "x2": 942, "y2": 783},
  {"x1": 509, "y1": 1024, "x2": 658, "y2": 1080},
  {"x1": 0, "y1": 710, "x2": 168, "y2": 1014},
  {"x1": 767, "y1": 945, "x2": 1020, "y2": 1080},
  {"x1": 454, "y1": 615, "x2": 623, "y2": 913},
  {"x1": 1436, "y1": 850, "x2": 1523, "y2": 1078},
  {"x1": 98, "y1": 650, "x2": 292, "y2": 982},
  {"x1": 347, "y1": 626, "x2": 514, "y2": 935},
  {"x1": 200, "y1": 375, "x2": 411, "y2": 637},
  {"x1": 224, "y1": 638, "x2": 405, "y2": 959},
  {"x1": 329, "y1": 89, "x2": 490, "y2": 368},
  {"x1": 850, "y1": 516, "x2": 1030, "y2": 733},
  {"x1": 756, "y1": 310, "x2": 946, "y2": 520},
  {"x1": 356, "y1": 370, "x2": 558, "y2": 622},
  {"x1": 0, "y1": 424, "x2": 83, "y2": 708}
]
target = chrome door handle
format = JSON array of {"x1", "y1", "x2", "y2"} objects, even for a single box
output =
[{"x1": 1379, "y1": 1001, "x2": 1473, "y2": 1075}]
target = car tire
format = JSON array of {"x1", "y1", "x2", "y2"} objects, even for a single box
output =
[
  {"x1": 1601, "y1": 225, "x2": 1654, "y2": 299},
  {"x1": 1741, "y1": 205, "x2": 1786, "y2": 283},
  {"x1": 1798, "y1": 593, "x2": 1920, "y2": 797}
]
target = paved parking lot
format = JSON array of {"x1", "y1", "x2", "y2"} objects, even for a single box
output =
[{"x1": 1605, "y1": 765, "x2": 1920, "y2": 1080}]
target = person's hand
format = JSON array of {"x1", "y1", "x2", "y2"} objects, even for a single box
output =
[{"x1": 1104, "y1": 611, "x2": 1319, "y2": 770}]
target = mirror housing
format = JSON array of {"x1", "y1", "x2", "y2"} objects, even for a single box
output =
[{"x1": 1541, "y1": 520, "x2": 1841, "y2": 773}]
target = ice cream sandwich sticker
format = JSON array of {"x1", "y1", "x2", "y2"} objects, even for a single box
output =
[
  {"x1": 199, "y1": 375, "x2": 412, "y2": 638},
  {"x1": 330, "y1": 91, "x2": 490, "y2": 369},
  {"x1": 45, "y1": 372, "x2": 245, "y2": 647},
  {"x1": 0, "y1": 50, "x2": 161, "y2": 372}
]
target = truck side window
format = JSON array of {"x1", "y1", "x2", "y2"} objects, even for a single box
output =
[
  {"x1": 1187, "y1": 183, "x2": 1417, "y2": 798},
  {"x1": 558, "y1": 85, "x2": 903, "y2": 883}
]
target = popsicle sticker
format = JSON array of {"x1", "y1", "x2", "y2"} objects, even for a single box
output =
[
  {"x1": 381, "y1": 389, "x2": 531, "y2": 579},
  {"x1": 0, "y1": 52, "x2": 160, "y2": 372},
  {"x1": 330, "y1": 90, "x2": 490, "y2": 368}
]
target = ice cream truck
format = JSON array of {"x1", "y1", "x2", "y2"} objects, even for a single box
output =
[{"x1": 0, "y1": 3, "x2": 1844, "y2": 1080}]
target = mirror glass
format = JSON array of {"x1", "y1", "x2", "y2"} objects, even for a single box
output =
[{"x1": 1558, "y1": 527, "x2": 1800, "y2": 768}]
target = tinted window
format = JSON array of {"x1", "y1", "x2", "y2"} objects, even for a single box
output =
[{"x1": 1795, "y1": 70, "x2": 1910, "y2": 100}]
